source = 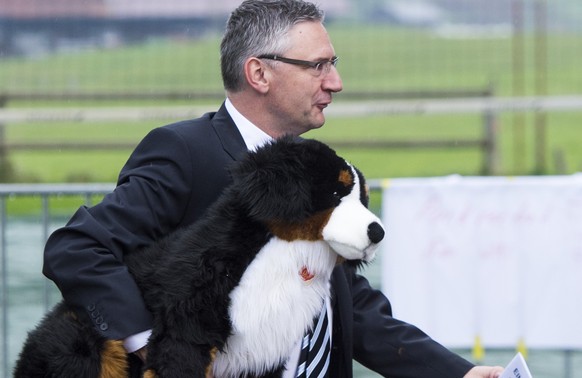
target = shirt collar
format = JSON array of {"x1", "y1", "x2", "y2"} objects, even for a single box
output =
[{"x1": 225, "y1": 98, "x2": 272, "y2": 152}]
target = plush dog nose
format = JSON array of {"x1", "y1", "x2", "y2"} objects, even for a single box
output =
[{"x1": 367, "y1": 222, "x2": 385, "y2": 244}]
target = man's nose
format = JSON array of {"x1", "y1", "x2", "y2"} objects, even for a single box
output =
[{"x1": 323, "y1": 65, "x2": 343, "y2": 93}]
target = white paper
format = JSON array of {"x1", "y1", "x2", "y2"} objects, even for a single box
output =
[
  {"x1": 500, "y1": 352, "x2": 533, "y2": 378},
  {"x1": 381, "y1": 176, "x2": 582, "y2": 349}
]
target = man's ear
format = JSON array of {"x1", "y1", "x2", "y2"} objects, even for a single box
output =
[{"x1": 244, "y1": 57, "x2": 270, "y2": 94}]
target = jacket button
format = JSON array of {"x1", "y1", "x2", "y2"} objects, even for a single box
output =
[
  {"x1": 100, "y1": 323, "x2": 109, "y2": 331},
  {"x1": 91, "y1": 310, "x2": 100, "y2": 318},
  {"x1": 87, "y1": 304, "x2": 96, "y2": 311},
  {"x1": 95, "y1": 316, "x2": 104, "y2": 325}
]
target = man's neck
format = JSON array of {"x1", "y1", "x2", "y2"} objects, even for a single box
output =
[{"x1": 225, "y1": 98, "x2": 272, "y2": 151}]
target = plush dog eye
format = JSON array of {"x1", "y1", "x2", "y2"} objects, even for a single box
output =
[{"x1": 332, "y1": 191, "x2": 341, "y2": 204}]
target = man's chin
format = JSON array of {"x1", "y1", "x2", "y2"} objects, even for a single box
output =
[
  {"x1": 311, "y1": 113, "x2": 326, "y2": 128},
  {"x1": 312, "y1": 121, "x2": 325, "y2": 129}
]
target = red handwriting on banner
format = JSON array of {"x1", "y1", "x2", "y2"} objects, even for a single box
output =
[{"x1": 413, "y1": 194, "x2": 556, "y2": 227}]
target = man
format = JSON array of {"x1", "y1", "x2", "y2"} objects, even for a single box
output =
[{"x1": 43, "y1": 0, "x2": 504, "y2": 377}]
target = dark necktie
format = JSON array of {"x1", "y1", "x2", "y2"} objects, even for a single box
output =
[{"x1": 296, "y1": 303, "x2": 331, "y2": 378}]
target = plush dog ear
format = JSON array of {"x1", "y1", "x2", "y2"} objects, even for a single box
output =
[
  {"x1": 354, "y1": 166, "x2": 370, "y2": 208},
  {"x1": 231, "y1": 136, "x2": 314, "y2": 223}
]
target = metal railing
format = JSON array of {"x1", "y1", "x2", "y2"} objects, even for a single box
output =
[{"x1": 0, "y1": 183, "x2": 114, "y2": 377}]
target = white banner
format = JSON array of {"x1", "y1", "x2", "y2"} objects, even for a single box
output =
[{"x1": 381, "y1": 175, "x2": 582, "y2": 349}]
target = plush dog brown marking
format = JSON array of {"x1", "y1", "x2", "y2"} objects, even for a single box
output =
[
  {"x1": 267, "y1": 210, "x2": 333, "y2": 242},
  {"x1": 338, "y1": 169, "x2": 353, "y2": 186},
  {"x1": 99, "y1": 340, "x2": 128, "y2": 378}
]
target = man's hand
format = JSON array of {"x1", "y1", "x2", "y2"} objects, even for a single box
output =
[{"x1": 464, "y1": 366, "x2": 504, "y2": 378}]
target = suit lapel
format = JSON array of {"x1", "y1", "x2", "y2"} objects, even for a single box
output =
[
  {"x1": 211, "y1": 103, "x2": 248, "y2": 161},
  {"x1": 331, "y1": 266, "x2": 353, "y2": 378}
]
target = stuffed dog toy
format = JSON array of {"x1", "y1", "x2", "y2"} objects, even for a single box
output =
[{"x1": 14, "y1": 136, "x2": 385, "y2": 378}]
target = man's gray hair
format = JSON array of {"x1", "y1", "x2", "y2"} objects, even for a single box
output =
[{"x1": 220, "y1": 0, "x2": 324, "y2": 92}]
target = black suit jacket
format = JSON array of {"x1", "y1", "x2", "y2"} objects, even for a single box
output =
[{"x1": 43, "y1": 103, "x2": 474, "y2": 377}]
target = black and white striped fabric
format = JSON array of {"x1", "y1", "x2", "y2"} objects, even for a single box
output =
[{"x1": 296, "y1": 304, "x2": 331, "y2": 378}]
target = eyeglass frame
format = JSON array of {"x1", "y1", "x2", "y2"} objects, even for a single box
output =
[{"x1": 257, "y1": 54, "x2": 339, "y2": 75}]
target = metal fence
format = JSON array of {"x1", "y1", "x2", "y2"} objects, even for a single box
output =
[
  {"x1": 0, "y1": 182, "x2": 581, "y2": 378},
  {"x1": 0, "y1": 183, "x2": 113, "y2": 377}
]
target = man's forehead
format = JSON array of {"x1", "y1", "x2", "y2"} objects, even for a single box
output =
[{"x1": 285, "y1": 21, "x2": 334, "y2": 58}]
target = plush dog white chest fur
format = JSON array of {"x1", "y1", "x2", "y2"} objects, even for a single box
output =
[{"x1": 212, "y1": 237, "x2": 337, "y2": 377}]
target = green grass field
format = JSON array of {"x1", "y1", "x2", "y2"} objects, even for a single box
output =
[
  {"x1": 2, "y1": 24, "x2": 581, "y2": 95},
  {"x1": 1, "y1": 24, "x2": 581, "y2": 211}
]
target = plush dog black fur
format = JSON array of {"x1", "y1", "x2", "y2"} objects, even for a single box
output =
[{"x1": 14, "y1": 136, "x2": 385, "y2": 378}]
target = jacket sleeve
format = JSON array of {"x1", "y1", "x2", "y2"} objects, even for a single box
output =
[
  {"x1": 348, "y1": 266, "x2": 475, "y2": 378},
  {"x1": 43, "y1": 126, "x2": 195, "y2": 340}
]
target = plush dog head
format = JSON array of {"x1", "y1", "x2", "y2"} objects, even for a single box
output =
[{"x1": 231, "y1": 136, "x2": 385, "y2": 262}]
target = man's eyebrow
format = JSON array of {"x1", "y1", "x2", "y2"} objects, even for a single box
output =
[{"x1": 312, "y1": 55, "x2": 337, "y2": 61}]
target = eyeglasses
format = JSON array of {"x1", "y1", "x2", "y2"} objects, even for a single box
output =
[{"x1": 258, "y1": 54, "x2": 339, "y2": 76}]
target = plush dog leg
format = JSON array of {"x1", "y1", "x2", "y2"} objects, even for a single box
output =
[
  {"x1": 205, "y1": 347, "x2": 218, "y2": 378},
  {"x1": 99, "y1": 339, "x2": 129, "y2": 377},
  {"x1": 143, "y1": 338, "x2": 213, "y2": 378},
  {"x1": 14, "y1": 302, "x2": 105, "y2": 378}
]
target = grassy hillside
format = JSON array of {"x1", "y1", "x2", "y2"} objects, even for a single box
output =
[
  {"x1": 0, "y1": 24, "x2": 581, "y2": 188},
  {"x1": 1, "y1": 24, "x2": 581, "y2": 95}
]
